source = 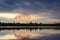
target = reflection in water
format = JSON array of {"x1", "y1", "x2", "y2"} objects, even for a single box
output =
[
  {"x1": 14, "y1": 31, "x2": 39, "y2": 39},
  {"x1": 0, "y1": 29, "x2": 60, "y2": 40}
]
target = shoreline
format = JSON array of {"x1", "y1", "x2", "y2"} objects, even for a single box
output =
[{"x1": 0, "y1": 26, "x2": 60, "y2": 29}]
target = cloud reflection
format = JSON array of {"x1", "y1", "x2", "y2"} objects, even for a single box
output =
[{"x1": 0, "y1": 29, "x2": 60, "y2": 40}]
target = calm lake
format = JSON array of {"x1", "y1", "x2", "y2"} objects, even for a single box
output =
[{"x1": 0, "y1": 26, "x2": 60, "y2": 40}]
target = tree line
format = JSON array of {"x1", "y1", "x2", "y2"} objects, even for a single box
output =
[{"x1": 0, "y1": 22, "x2": 60, "y2": 26}]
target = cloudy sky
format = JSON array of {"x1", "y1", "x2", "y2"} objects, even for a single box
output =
[{"x1": 0, "y1": 0, "x2": 60, "y2": 23}]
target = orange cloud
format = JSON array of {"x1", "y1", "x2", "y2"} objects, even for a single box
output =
[{"x1": 14, "y1": 14, "x2": 36, "y2": 21}]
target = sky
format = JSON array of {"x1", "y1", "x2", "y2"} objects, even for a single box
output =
[{"x1": 0, "y1": 0, "x2": 60, "y2": 23}]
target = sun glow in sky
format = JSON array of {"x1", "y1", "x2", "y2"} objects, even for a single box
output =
[
  {"x1": 0, "y1": 13, "x2": 17, "y2": 18},
  {"x1": 0, "y1": 12, "x2": 40, "y2": 23},
  {"x1": 14, "y1": 14, "x2": 39, "y2": 21}
]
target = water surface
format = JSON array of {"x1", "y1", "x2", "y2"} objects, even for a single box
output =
[{"x1": 0, "y1": 28, "x2": 60, "y2": 40}]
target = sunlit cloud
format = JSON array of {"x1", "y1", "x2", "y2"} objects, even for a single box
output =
[
  {"x1": 0, "y1": 12, "x2": 40, "y2": 23},
  {"x1": 14, "y1": 14, "x2": 39, "y2": 21}
]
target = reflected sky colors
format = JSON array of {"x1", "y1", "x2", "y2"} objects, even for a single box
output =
[
  {"x1": 0, "y1": 0, "x2": 60, "y2": 23},
  {"x1": 0, "y1": 29, "x2": 60, "y2": 40}
]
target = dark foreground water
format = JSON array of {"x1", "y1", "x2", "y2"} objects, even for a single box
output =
[{"x1": 0, "y1": 27, "x2": 60, "y2": 40}]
